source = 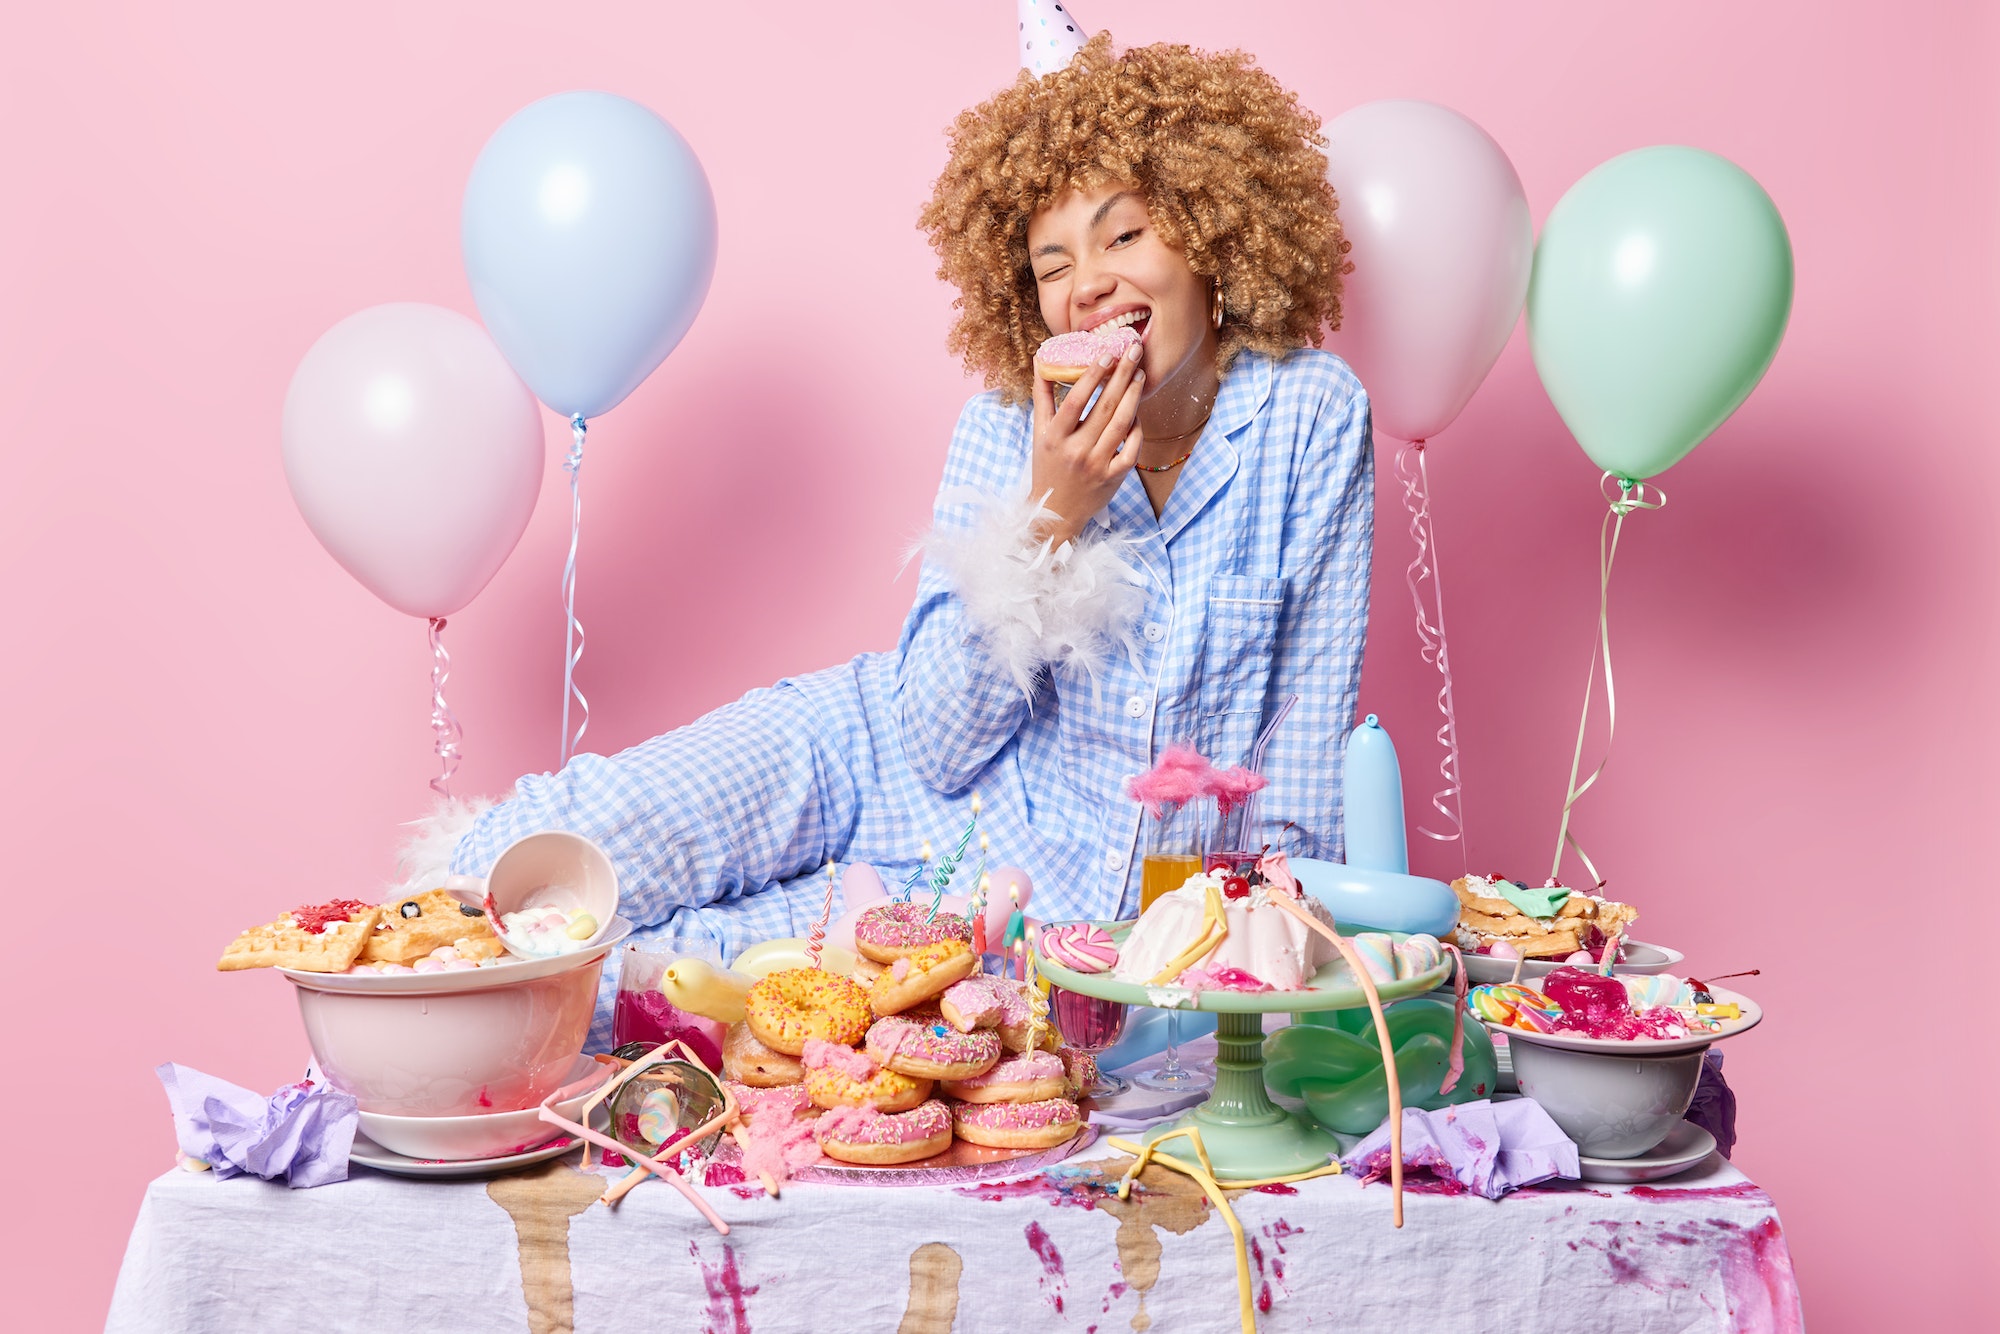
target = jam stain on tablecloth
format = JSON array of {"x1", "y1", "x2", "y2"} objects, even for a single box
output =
[
  {"x1": 486, "y1": 1162, "x2": 608, "y2": 1334},
  {"x1": 1569, "y1": 1214, "x2": 1802, "y2": 1332},
  {"x1": 1628, "y1": 1181, "x2": 1773, "y2": 1205},
  {"x1": 1247, "y1": 1219, "x2": 1304, "y2": 1315},
  {"x1": 1025, "y1": 1221, "x2": 1068, "y2": 1314},
  {"x1": 896, "y1": 1242, "x2": 963, "y2": 1334},
  {"x1": 954, "y1": 1161, "x2": 1124, "y2": 1210},
  {"x1": 689, "y1": 1240, "x2": 759, "y2": 1334}
]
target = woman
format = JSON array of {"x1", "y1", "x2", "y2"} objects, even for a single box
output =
[{"x1": 447, "y1": 36, "x2": 1371, "y2": 1042}]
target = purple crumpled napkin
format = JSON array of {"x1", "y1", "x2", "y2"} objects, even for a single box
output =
[
  {"x1": 1685, "y1": 1048, "x2": 1737, "y2": 1158},
  {"x1": 1340, "y1": 1098, "x2": 1579, "y2": 1199},
  {"x1": 156, "y1": 1063, "x2": 358, "y2": 1189}
]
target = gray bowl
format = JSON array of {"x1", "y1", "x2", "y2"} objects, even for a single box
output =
[{"x1": 1508, "y1": 1038, "x2": 1706, "y2": 1159}]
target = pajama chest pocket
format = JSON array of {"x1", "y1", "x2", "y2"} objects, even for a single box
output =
[{"x1": 1197, "y1": 575, "x2": 1286, "y2": 720}]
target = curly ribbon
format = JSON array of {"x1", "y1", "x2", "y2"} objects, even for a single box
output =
[
  {"x1": 1396, "y1": 441, "x2": 1466, "y2": 862},
  {"x1": 1108, "y1": 1127, "x2": 1344, "y2": 1334},
  {"x1": 426, "y1": 616, "x2": 463, "y2": 798},
  {"x1": 1548, "y1": 474, "x2": 1668, "y2": 888},
  {"x1": 559, "y1": 414, "x2": 591, "y2": 767}
]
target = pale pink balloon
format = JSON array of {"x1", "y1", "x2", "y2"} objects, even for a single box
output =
[
  {"x1": 282, "y1": 303, "x2": 543, "y2": 618},
  {"x1": 1324, "y1": 101, "x2": 1533, "y2": 444}
]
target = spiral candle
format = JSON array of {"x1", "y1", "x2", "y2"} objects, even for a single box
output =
[{"x1": 806, "y1": 861, "x2": 836, "y2": 968}]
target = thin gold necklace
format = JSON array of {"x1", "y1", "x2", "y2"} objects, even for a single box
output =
[{"x1": 1135, "y1": 404, "x2": 1215, "y2": 473}]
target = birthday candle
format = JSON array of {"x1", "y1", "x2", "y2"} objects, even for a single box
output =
[
  {"x1": 970, "y1": 869, "x2": 990, "y2": 958},
  {"x1": 900, "y1": 840, "x2": 934, "y2": 900},
  {"x1": 806, "y1": 861, "x2": 835, "y2": 968}
]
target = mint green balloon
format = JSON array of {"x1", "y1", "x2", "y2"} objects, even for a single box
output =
[{"x1": 1527, "y1": 146, "x2": 1793, "y2": 481}]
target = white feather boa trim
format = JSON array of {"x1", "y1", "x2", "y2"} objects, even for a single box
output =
[
  {"x1": 387, "y1": 795, "x2": 494, "y2": 899},
  {"x1": 920, "y1": 488, "x2": 1145, "y2": 695}
]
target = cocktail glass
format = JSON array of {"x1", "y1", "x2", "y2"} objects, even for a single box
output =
[{"x1": 1050, "y1": 986, "x2": 1131, "y2": 1097}]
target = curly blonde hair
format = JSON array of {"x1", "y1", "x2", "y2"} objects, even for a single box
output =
[{"x1": 920, "y1": 33, "x2": 1347, "y2": 403}]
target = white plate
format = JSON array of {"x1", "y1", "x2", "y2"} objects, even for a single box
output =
[
  {"x1": 1578, "y1": 1121, "x2": 1718, "y2": 1183},
  {"x1": 348, "y1": 1127, "x2": 585, "y2": 1179},
  {"x1": 1485, "y1": 985, "x2": 1761, "y2": 1056},
  {"x1": 280, "y1": 918, "x2": 633, "y2": 994},
  {"x1": 1460, "y1": 939, "x2": 1684, "y2": 986},
  {"x1": 355, "y1": 1054, "x2": 613, "y2": 1161}
]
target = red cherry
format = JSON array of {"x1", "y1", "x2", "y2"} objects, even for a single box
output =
[{"x1": 1223, "y1": 875, "x2": 1251, "y2": 899}]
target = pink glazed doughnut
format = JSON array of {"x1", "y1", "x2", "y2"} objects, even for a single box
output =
[
  {"x1": 853, "y1": 903, "x2": 974, "y2": 964},
  {"x1": 866, "y1": 1014, "x2": 1001, "y2": 1081},
  {"x1": 948, "y1": 1096, "x2": 1082, "y2": 1149},
  {"x1": 939, "y1": 1050, "x2": 1066, "y2": 1104},
  {"x1": 813, "y1": 1098, "x2": 953, "y2": 1165}
]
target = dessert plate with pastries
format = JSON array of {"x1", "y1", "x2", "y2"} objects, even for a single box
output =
[{"x1": 1452, "y1": 874, "x2": 1683, "y2": 985}]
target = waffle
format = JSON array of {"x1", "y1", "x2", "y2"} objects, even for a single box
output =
[
  {"x1": 1451, "y1": 875, "x2": 1637, "y2": 960},
  {"x1": 217, "y1": 902, "x2": 378, "y2": 972},
  {"x1": 360, "y1": 888, "x2": 499, "y2": 965}
]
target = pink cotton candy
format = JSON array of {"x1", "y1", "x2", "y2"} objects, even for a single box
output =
[
  {"x1": 739, "y1": 1104, "x2": 820, "y2": 1184},
  {"x1": 1126, "y1": 743, "x2": 1216, "y2": 816},
  {"x1": 801, "y1": 1039, "x2": 877, "y2": 1080},
  {"x1": 1207, "y1": 764, "x2": 1268, "y2": 816}
]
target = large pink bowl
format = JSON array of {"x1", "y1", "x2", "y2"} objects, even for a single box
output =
[{"x1": 285, "y1": 924, "x2": 626, "y2": 1116}]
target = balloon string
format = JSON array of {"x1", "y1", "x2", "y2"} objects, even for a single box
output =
[
  {"x1": 1548, "y1": 474, "x2": 1667, "y2": 887},
  {"x1": 427, "y1": 617, "x2": 462, "y2": 799},
  {"x1": 1396, "y1": 440, "x2": 1466, "y2": 865},
  {"x1": 559, "y1": 414, "x2": 590, "y2": 767}
]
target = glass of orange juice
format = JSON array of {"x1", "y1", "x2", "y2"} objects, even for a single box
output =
[
  {"x1": 1134, "y1": 802, "x2": 1214, "y2": 1092},
  {"x1": 1138, "y1": 798, "x2": 1203, "y2": 910}
]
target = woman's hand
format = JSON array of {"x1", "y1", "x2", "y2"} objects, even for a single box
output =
[{"x1": 1027, "y1": 341, "x2": 1144, "y2": 546}]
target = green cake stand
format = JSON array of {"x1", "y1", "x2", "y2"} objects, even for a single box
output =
[{"x1": 1035, "y1": 920, "x2": 1451, "y2": 1181}]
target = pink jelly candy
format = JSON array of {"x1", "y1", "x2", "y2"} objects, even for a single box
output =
[{"x1": 1542, "y1": 966, "x2": 1650, "y2": 1039}]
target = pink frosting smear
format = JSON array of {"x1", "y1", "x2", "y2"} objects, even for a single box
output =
[
  {"x1": 1036, "y1": 323, "x2": 1141, "y2": 367},
  {"x1": 1180, "y1": 965, "x2": 1274, "y2": 993}
]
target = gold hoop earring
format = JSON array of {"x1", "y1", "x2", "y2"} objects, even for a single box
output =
[{"x1": 1211, "y1": 278, "x2": 1225, "y2": 331}]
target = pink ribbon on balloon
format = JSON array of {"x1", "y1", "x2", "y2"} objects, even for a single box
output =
[
  {"x1": 1396, "y1": 441, "x2": 1467, "y2": 866},
  {"x1": 427, "y1": 617, "x2": 463, "y2": 798},
  {"x1": 559, "y1": 415, "x2": 591, "y2": 766}
]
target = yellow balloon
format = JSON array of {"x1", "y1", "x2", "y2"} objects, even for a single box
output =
[{"x1": 659, "y1": 957, "x2": 753, "y2": 1024}]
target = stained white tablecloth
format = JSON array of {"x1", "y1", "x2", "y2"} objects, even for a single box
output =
[{"x1": 108, "y1": 1134, "x2": 1802, "y2": 1333}]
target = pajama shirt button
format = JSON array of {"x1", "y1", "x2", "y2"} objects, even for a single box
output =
[
  {"x1": 1143, "y1": 622, "x2": 1165, "y2": 643},
  {"x1": 1124, "y1": 695, "x2": 1147, "y2": 718},
  {"x1": 1105, "y1": 850, "x2": 1127, "y2": 871}
]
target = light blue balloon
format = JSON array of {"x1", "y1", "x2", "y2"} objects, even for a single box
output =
[
  {"x1": 462, "y1": 91, "x2": 718, "y2": 420},
  {"x1": 1342, "y1": 714, "x2": 1408, "y2": 873},
  {"x1": 1290, "y1": 858, "x2": 1460, "y2": 938}
]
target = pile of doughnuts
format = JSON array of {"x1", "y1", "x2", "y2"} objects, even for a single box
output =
[{"x1": 719, "y1": 902, "x2": 1092, "y2": 1165}]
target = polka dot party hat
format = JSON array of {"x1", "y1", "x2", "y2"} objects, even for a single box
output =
[{"x1": 1018, "y1": 0, "x2": 1089, "y2": 77}]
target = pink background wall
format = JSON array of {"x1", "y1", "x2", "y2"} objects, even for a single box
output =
[{"x1": 2, "y1": 1, "x2": 1991, "y2": 1327}]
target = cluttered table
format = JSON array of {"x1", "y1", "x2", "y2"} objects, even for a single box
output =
[{"x1": 108, "y1": 1040, "x2": 1804, "y2": 1334}]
